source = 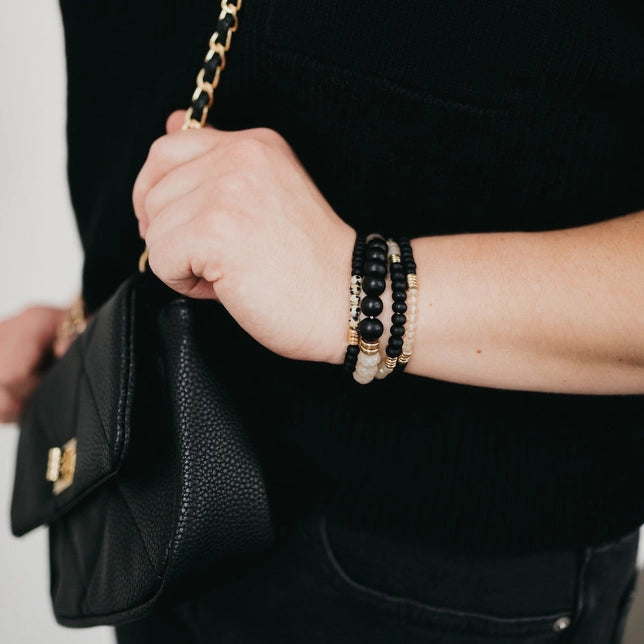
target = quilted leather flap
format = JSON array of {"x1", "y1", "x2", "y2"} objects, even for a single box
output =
[{"x1": 10, "y1": 275, "x2": 138, "y2": 536}]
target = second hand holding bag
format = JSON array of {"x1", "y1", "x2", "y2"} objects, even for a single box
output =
[{"x1": 10, "y1": 0, "x2": 276, "y2": 628}]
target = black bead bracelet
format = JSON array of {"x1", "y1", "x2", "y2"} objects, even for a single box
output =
[
  {"x1": 374, "y1": 238, "x2": 407, "y2": 379},
  {"x1": 353, "y1": 234, "x2": 388, "y2": 384},
  {"x1": 396, "y1": 236, "x2": 418, "y2": 371}
]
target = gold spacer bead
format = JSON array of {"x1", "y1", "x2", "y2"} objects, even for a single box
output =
[
  {"x1": 398, "y1": 352, "x2": 411, "y2": 364},
  {"x1": 348, "y1": 329, "x2": 359, "y2": 345},
  {"x1": 385, "y1": 356, "x2": 397, "y2": 369},
  {"x1": 359, "y1": 339, "x2": 380, "y2": 355},
  {"x1": 407, "y1": 274, "x2": 419, "y2": 289}
]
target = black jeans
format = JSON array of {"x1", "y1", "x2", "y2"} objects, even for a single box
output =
[{"x1": 116, "y1": 514, "x2": 640, "y2": 643}]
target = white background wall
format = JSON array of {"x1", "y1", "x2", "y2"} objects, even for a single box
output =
[
  {"x1": 0, "y1": 2, "x2": 113, "y2": 643},
  {"x1": 1, "y1": 2, "x2": 642, "y2": 644}
]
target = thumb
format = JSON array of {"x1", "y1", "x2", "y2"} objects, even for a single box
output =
[{"x1": 166, "y1": 110, "x2": 187, "y2": 134}]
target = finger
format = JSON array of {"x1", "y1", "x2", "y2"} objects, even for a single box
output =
[
  {"x1": 143, "y1": 161, "x2": 202, "y2": 224},
  {"x1": 132, "y1": 128, "x2": 222, "y2": 234},
  {"x1": 144, "y1": 191, "x2": 207, "y2": 262},
  {"x1": 0, "y1": 307, "x2": 65, "y2": 386},
  {"x1": 166, "y1": 109, "x2": 186, "y2": 134},
  {"x1": 145, "y1": 208, "x2": 222, "y2": 300}
]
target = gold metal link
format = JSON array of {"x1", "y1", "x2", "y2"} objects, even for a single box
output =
[
  {"x1": 218, "y1": 7, "x2": 239, "y2": 36},
  {"x1": 223, "y1": 0, "x2": 243, "y2": 14},
  {"x1": 203, "y1": 50, "x2": 223, "y2": 86},
  {"x1": 206, "y1": 41, "x2": 227, "y2": 70}
]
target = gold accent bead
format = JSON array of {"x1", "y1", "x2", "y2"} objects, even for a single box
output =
[
  {"x1": 348, "y1": 329, "x2": 359, "y2": 345},
  {"x1": 359, "y1": 339, "x2": 380, "y2": 355},
  {"x1": 407, "y1": 274, "x2": 419, "y2": 289}
]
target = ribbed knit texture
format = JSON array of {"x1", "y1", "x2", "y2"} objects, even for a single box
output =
[{"x1": 59, "y1": 0, "x2": 644, "y2": 553}]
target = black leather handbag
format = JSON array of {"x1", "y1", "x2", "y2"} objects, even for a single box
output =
[{"x1": 10, "y1": 0, "x2": 274, "y2": 628}]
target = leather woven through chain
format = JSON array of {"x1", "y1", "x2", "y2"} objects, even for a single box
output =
[{"x1": 184, "y1": 0, "x2": 243, "y2": 130}]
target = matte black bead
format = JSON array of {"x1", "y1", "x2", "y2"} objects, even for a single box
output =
[
  {"x1": 386, "y1": 345, "x2": 402, "y2": 358},
  {"x1": 391, "y1": 279, "x2": 407, "y2": 292},
  {"x1": 392, "y1": 301, "x2": 407, "y2": 313},
  {"x1": 365, "y1": 248, "x2": 387, "y2": 263},
  {"x1": 390, "y1": 324, "x2": 405, "y2": 336},
  {"x1": 358, "y1": 317, "x2": 384, "y2": 341},
  {"x1": 360, "y1": 295, "x2": 383, "y2": 317},
  {"x1": 392, "y1": 290, "x2": 407, "y2": 302},
  {"x1": 388, "y1": 336, "x2": 404, "y2": 350},
  {"x1": 363, "y1": 259, "x2": 387, "y2": 277},
  {"x1": 346, "y1": 344, "x2": 359, "y2": 357},
  {"x1": 392, "y1": 313, "x2": 406, "y2": 325},
  {"x1": 362, "y1": 275, "x2": 386, "y2": 295}
]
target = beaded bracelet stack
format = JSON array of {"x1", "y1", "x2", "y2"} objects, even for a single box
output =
[{"x1": 343, "y1": 232, "x2": 418, "y2": 384}]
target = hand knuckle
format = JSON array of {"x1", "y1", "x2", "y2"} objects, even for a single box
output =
[
  {"x1": 143, "y1": 188, "x2": 160, "y2": 219},
  {"x1": 230, "y1": 135, "x2": 268, "y2": 161},
  {"x1": 251, "y1": 127, "x2": 282, "y2": 146},
  {"x1": 148, "y1": 136, "x2": 170, "y2": 160}
]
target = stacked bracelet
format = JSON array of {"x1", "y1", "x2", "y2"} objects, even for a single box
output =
[
  {"x1": 353, "y1": 234, "x2": 387, "y2": 384},
  {"x1": 343, "y1": 232, "x2": 417, "y2": 383},
  {"x1": 397, "y1": 237, "x2": 418, "y2": 370},
  {"x1": 375, "y1": 238, "x2": 406, "y2": 380},
  {"x1": 343, "y1": 233, "x2": 366, "y2": 376}
]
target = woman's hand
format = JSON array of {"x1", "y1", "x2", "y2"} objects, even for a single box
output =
[
  {"x1": 133, "y1": 110, "x2": 355, "y2": 364},
  {"x1": 0, "y1": 305, "x2": 68, "y2": 424}
]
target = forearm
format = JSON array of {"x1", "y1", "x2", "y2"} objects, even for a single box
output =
[{"x1": 399, "y1": 210, "x2": 644, "y2": 394}]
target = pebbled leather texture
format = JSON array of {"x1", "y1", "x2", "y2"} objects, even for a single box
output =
[{"x1": 10, "y1": 271, "x2": 275, "y2": 627}]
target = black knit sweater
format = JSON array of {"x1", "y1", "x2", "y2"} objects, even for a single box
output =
[{"x1": 59, "y1": 0, "x2": 644, "y2": 553}]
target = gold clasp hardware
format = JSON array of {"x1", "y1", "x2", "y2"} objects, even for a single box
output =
[{"x1": 46, "y1": 438, "x2": 77, "y2": 495}]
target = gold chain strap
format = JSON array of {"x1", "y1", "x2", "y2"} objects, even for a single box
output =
[
  {"x1": 139, "y1": 0, "x2": 243, "y2": 272},
  {"x1": 183, "y1": 0, "x2": 243, "y2": 130}
]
